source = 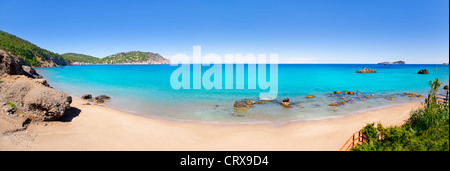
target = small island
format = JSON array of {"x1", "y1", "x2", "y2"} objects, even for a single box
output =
[{"x1": 378, "y1": 61, "x2": 405, "y2": 65}]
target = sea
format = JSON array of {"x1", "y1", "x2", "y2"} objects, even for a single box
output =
[{"x1": 35, "y1": 64, "x2": 449, "y2": 124}]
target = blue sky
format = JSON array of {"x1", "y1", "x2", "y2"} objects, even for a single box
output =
[{"x1": 0, "y1": 0, "x2": 448, "y2": 63}]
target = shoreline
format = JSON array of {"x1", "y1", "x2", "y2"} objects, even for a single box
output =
[
  {"x1": 100, "y1": 97, "x2": 424, "y2": 127},
  {"x1": 1, "y1": 98, "x2": 423, "y2": 151}
]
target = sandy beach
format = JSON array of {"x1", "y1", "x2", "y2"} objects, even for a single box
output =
[{"x1": 0, "y1": 98, "x2": 422, "y2": 151}]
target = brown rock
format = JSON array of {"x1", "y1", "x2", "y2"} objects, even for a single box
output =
[
  {"x1": 281, "y1": 102, "x2": 291, "y2": 108},
  {"x1": 356, "y1": 68, "x2": 376, "y2": 73},
  {"x1": 0, "y1": 75, "x2": 72, "y2": 121},
  {"x1": 245, "y1": 99, "x2": 256, "y2": 105},
  {"x1": 234, "y1": 101, "x2": 249, "y2": 110},
  {"x1": 94, "y1": 95, "x2": 111, "y2": 104},
  {"x1": 81, "y1": 94, "x2": 93, "y2": 100},
  {"x1": 0, "y1": 50, "x2": 42, "y2": 79},
  {"x1": 417, "y1": 69, "x2": 429, "y2": 74}
]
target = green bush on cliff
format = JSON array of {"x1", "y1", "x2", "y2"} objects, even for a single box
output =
[{"x1": 352, "y1": 78, "x2": 449, "y2": 151}]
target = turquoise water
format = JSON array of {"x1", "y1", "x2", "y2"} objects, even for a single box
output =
[{"x1": 36, "y1": 64, "x2": 449, "y2": 124}]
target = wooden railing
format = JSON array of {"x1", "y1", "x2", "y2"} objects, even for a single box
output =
[
  {"x1": 437, "y1": 91, "x2": 449, "y2": 105},
  {"x1": 340, "y1": 130, "x2": 364, "y2": 151}
]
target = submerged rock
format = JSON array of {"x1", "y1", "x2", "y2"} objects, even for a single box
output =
[
  {"x1": 334, "y1": 91, "x2": 341, "y2": 94},
  {"x1": 234, "y1": 101, "x2": 249, "y2": 110},
  {"x1": 94, "y1": 95, "x2": 111, "y2": 104},
  {"x1": 260, "y1": 97, "x2": 272, "y2": 101},
  {"x1": 306, "y1": 95, "x2": 315, "y2": 98},
  {"x1": 245, "y1": 99, "x2": 256, "y2": 105}
]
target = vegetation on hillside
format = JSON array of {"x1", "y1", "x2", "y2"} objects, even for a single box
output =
[
  {"x1": 62, "y1": 51, "x2": 169, "y2": 64},
  {"x1": 100, "y1": 51, "x2": 167, "y2": 64},
  {"x1": 352, "y1": 78, "x2": 449, "y2": 151},
  {"x1": 61, "y1": 53, "x2": 101, "y2": 64},
  {"x1": 1, "y1": 31, "x2": 168, "y2": 66},
  {"x1": 0, "y1": 30, "x2": 67, "y2": 67}
]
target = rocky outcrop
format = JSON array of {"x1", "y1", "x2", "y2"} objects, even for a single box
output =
[
  {"x1": 1, "y1": 50, "x2": 42, "y2": 79},
  {"x1": 0, "y1": 50, "x2": 23, "y2": 76},
  {"x1": 417, "y1": 69, "x2": 429, "y2": 74},
  {"x1": 0, "y1": 75, "x2": 72, "y2": 121},
  {"x1": 356, "y1": 68, "x2": 376, "y2": 73},
  {"x1": 1, "y1": 50, "x2": 72, "y2": 121},
  {"x1": 22, "y1": 66, "x2": 43, "y2": 79}
]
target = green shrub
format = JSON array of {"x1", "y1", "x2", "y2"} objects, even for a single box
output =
[
  {"x1": 352, "y1": 78, "x2": 449, "y2": 151},
  {"x1": 5, "y1": 101, "x2": 17, "y2": 110}
]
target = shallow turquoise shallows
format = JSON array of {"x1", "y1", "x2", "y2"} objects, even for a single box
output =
[{"x1": 36, "y1": 64, "x2": 449, "y2": 124}]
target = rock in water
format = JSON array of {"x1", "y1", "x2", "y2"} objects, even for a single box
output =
[
  {"x1": 281, "y1": 98, "x2": 291, "y2": 108},
  {"x1": 234, "y1": 101, "x2": 249, "y2": 110},
  {"x1": 0, "y1": 75, "x2": 72, "y2": 121},
  {"x1": 94, "y1": 95, "x2": 111, "y2": 104},
  {"x1": 260, "y1": 97, "x2": 272, "y2": 101},
  {"x1": 245, "y1": 99, "x2": 256, "y2": 105},
  {"x1": 444, "y1": 85, "x2": 449, "y2": 90},
  {"x1": 356, "y1": 68, "x2": 376, "y2": 73},
  {"x1": 81, "y1": 94, "x2": 93, "y2": 100},
  {"x1": 417, "y1": 69, "x2": 429, "y2": 74}
]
